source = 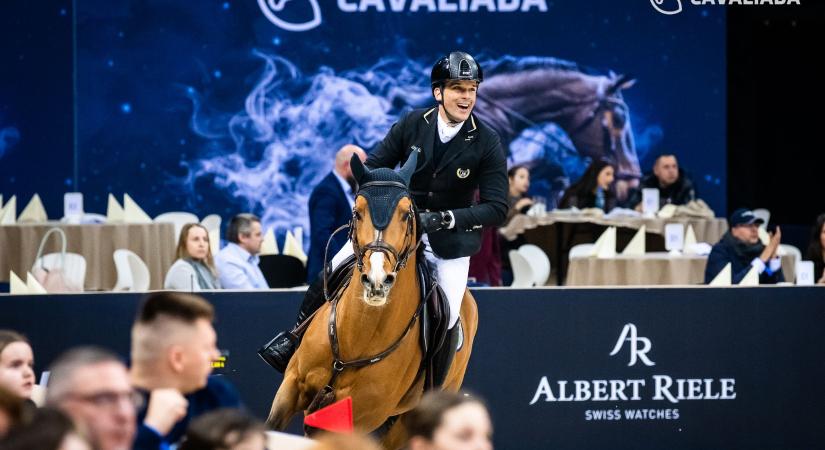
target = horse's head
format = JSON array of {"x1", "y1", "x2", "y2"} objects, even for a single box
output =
[
  {"x1": 573, "y1": 73, "x2": 641, "y2": 198},
  {"x1": 349, "y1": 152, "x2": 419, "y2": 307}
]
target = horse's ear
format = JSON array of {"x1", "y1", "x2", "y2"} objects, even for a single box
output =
[
  {"x1": 398, "y1": 150, "x2": 418, "y2": 186},
  {"x1": 350, "y1": 153, "x2": 368, "y2": 184},
  {"x1": 608, "y1": 74, "x2": 636, "y2": 94}
]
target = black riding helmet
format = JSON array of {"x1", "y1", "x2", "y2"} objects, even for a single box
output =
[{"x1": 430, "y1": 51, "x2": 483, "y2": 88}]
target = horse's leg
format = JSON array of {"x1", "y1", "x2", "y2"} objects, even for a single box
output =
[
  {"x1": 443, "y1": 289, "x2": 478, "y2": 392},
  {"x1": 266, "y1": 370, "x2": 302, "y2": 430}
]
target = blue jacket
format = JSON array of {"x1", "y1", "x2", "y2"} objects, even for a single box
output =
[
  {"x1": 133, "y1": 376, "x2": 242, "y2": 450},
  {"x1": 704, "y1": 232, "x2": 784, "y2": 284},
  {"x1": 306, "y1": 171, "x2": 353, "y2": 281}
]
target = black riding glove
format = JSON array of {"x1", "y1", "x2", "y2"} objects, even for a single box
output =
[{"x1": 419, "y1": 211, "x2": 452, "y2": 233}]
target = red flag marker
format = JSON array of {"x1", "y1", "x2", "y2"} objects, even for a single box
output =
[{"x1": 305, "y1": 397, "x2": 353, "y2": 433}]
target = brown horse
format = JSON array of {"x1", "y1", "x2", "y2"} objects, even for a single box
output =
[{"x1": 266, "y1": 154, "x2": 479, "y2": 449}]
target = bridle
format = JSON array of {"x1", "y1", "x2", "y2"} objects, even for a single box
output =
[{"x1": 348, "y1": 180, "x2": 421, "y2": 276}]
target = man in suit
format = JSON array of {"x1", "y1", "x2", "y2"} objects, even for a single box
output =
[
  {"x1": 305, "y1": 145, "x2": 367, "y2": 282},
  {"x1": 259, "y1": 52, "x2": 508, "y2": 385}
]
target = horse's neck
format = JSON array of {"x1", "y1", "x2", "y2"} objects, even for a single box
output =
[
  {"x1": 336, "y1": 254, "x2": 419, "y2": 357},
  {"x1": 478, "y1": 69, "x2": 604, "y2": 140}
]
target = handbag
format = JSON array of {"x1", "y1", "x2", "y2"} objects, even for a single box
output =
[{"x1": 31, "y1": 227, "x2": 82, "y2": 292}]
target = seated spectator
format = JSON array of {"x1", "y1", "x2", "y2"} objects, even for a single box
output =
[
  {"x1": 506, "y1": 164, "x2": 533, "y2": 220},
  {"x1": 130, "y1": 292, "x2": 241, "y2": 450},
  {"x1": 215, "y1": 214, "x2": 268, "y2": 289},
  {"x1": 704, "y1": 208, "x2": 784, "y2": 284},
  {"x1": 496, "y1": 164, "x2": 533, "y2": 285},
  {"x1": 164, "y1": 223, "x2": 222, "y2": 291},
  {"x1": 0, "y1": 330, "x2": 35, "y2": 402},
  {"x1": 625, "y1": 154, "x2": 697, "y2": 210},
  {"x1": 0, "y1": 407, "x2": 92, "y2": 450},
  {"x1": 404, "y1": 391, "x2": 493, "y2": 450},
  {"x1": 559, "y1": 159, "x2": 617, "y2": 212},
  {"x1": 178, "y1": 408, "x2": 265, "y2": 450},
  {"x1": 45, "y1": 347, "x2": 137, "y2": 450},
  {"x1": 806, "y1": 213, "x2": 825, "y2": 284}
]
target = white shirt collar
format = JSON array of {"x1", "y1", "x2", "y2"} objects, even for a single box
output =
[
  {"x1": 436, "y1": 110, "x2": 464, "y2": 144},
  {"x1": 332, "y1": 170, "x2": 355, "y2": 208}
]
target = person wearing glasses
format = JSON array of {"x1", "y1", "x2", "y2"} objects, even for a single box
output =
[{"x1": 45, "y1": 346, "x2": 137, "y2": 450}]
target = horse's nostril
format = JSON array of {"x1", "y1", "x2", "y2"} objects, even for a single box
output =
[
  {"x1": 384, "y1": 274, "x2": 396, "y2": 286},
  {"x1": 360, "y1": 274, "x2": 371, "y2": 287}
]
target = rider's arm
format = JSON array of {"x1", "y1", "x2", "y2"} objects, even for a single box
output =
[
  {"x1": 366, "y1": 112, "x2": 415, "y2": 170},
  {"x1": 450, "y1": 133, "x2": 508, "y2": 231}
]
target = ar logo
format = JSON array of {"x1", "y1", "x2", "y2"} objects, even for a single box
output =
[
  {"x1": 258, "y1": 0, "x2": 322, "y2": 32},
  {"x1": 609, "y1": 323, "x2": 655, "y2": 367}
]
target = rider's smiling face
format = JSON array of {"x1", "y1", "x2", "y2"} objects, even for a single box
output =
[{"x1": 435, "y1": 80, "x2": 477, "y2": 123}]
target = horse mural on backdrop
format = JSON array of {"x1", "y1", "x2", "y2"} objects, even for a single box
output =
[
  {"x1": 266, "y1": 153, "x2": 479, "y2": 450},
  {"x1": 183, "y1": 54, "x2": 640, "y2": 236},
  {"x1": 476, "y1": 56, "x2": 640, "y2": 201}
]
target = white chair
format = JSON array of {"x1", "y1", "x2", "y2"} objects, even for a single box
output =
[
  {"x1": 32, "y1": 253, "x2": 87, "y2": 290},
  {"x1": 154, "y1": 212, "x2": 199, "y2": 243},
  {"x1": 112, "y1": 249, "x2": 150, "y2": 291},
  {"x1": 568, "y1": 243, "x2": 595, "y2": 259},
  {"x1": 508, "y1": 250, "x2": 535, "y2": 288},
  {"x1": 778, "y1": 244, "x2": 802, "y2": 280},
  {"x1": 200, "y1": 214, "x2": 222, "y2": 232},
  {"x1": 753, "y1": 208, "x2": 770, "y2": 229},
  {"x1": 518, "y1": 244, "x2": 551, "y2": 286}
]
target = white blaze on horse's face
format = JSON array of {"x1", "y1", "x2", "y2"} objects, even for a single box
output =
[{"x1": 365, "y1": 249, "x2": 390, "y2": 306}]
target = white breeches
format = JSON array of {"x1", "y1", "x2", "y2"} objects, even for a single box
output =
[{"x1": 330, "y1": 234, "x2": 468, "y2": 328}]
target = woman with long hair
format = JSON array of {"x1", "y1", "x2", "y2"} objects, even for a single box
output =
[
  {"x1": 164, "y1": 223, "x2": 222, "y2": 291},
  {"x1": 559, "y1": 158, "x2": 617, "y2": 212}
]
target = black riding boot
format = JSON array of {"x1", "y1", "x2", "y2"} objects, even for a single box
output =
[
  {"x1": 430, "y1": 324, "x2": 459, "y2": 388},
  {"x1": 257, "y1": 273, "x2": 327, "y2": 372}
]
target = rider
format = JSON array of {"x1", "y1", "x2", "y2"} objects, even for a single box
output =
[{"x1": 259, "y1": 51, "x2": 508, "y2": 386}]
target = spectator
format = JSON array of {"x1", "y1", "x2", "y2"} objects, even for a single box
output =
[
  {"x1": 306, "y1": 144, "x2": 367, "y2": 282},
  {"x1": 497, "y1": 164, "x2": 534, "y2": 285},
  {"x1": 558, "y1": 159, "x2": 617, "y2": 212},
  {"x1": 625, "y1": 154, "x2": 697, "y2": 209},
  {"x1": 404, "y1": 390, "x2": 493, "y2": 450},
  {"x1": 177, "y1": 408, "x2": 265, "y2": 450},
  {"x1": 215, "y1": 214, "x2": 268, "y2": 289},
  {"x1": 0, "y1": 407, "x2": 92, "y2": 450},
  {"x1": 805, "y1": 213, "x2": 825, "y2": 284},
  {"x1": 164, "y1": 223, "x2": 222, "y2": 291},
  {"x1": 505, "y1": 164, "x2": 533, "y2": 221},
  {"x1": 45, "y1": 347, "x2": 137, "y2": 450},
  {"x1": 704, "y1": 208, "x2": 784, "y2": 284},
  {"x1": 0, "y1": 330, "x2": 34, "y2": 401},
  {"x1": 130, "y1": 292, "x2": 241, "y2": 450}
]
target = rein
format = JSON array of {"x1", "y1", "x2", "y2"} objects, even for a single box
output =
[{"x1": 307, "y1": 182, "x2": 424, "y2": 415}]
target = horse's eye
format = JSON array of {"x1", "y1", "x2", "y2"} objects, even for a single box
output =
[
  {"x1": 353, "y1": 211, "x2": 362, "y2": 221},
  {"x1": 404, "y1": 212, "x2": 414, "y2": 222}
]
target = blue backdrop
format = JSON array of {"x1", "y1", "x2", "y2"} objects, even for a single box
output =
[{"x1": 1, "y1": 0, "x2": 726, "y2": 238}]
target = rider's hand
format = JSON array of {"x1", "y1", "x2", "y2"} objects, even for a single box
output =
[{"x1": 419, "y1": 211, "x2": 446, "y2": 233}]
